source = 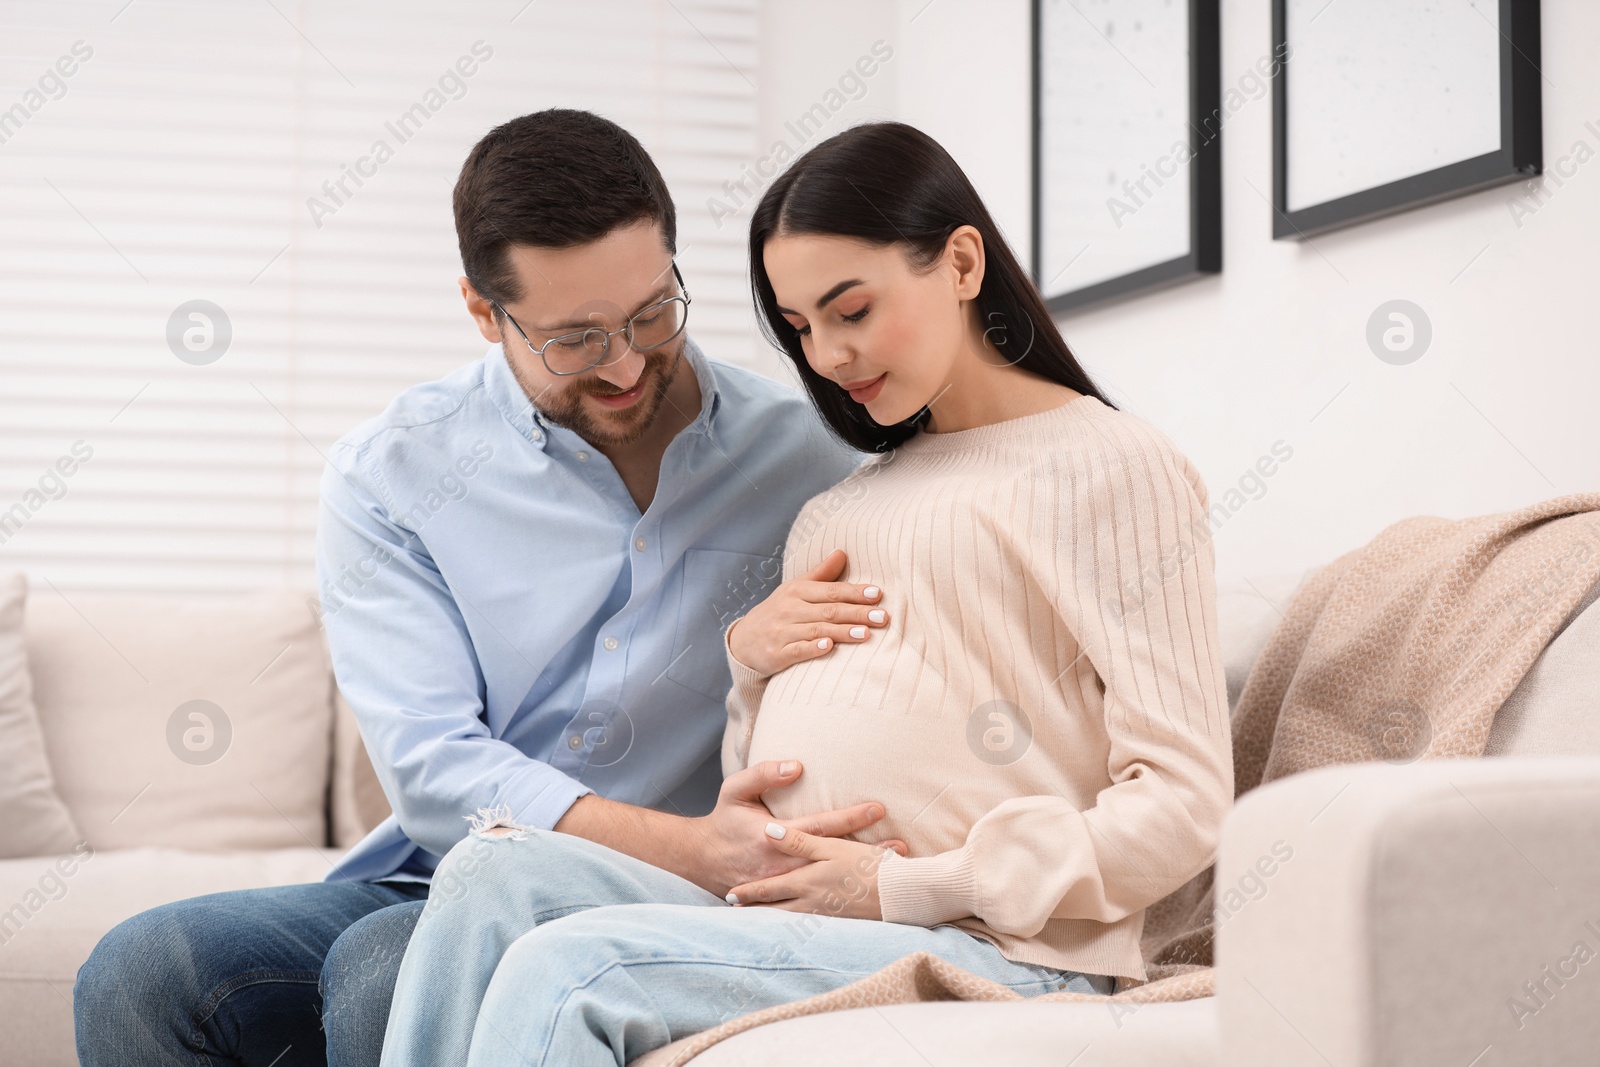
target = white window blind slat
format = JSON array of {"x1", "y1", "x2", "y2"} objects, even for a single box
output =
[{"x1": 0, "y1": 0, "x2": 762, "y2": 592}]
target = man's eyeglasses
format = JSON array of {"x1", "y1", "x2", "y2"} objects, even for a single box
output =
[{"x1": 495, "y1": 263, "x2": 691, "y2": 377}]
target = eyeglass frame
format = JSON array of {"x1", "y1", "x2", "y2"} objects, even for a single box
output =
[{"x1": 493, "y1": 262, "x2": 692, "y2": 377}]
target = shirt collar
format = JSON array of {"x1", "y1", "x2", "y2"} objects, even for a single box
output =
[
  {"x1": 484, "y1": 335, "x2": 723, "y2": 451},
  {"x1": 678, "y1": 334, "x2": 723, "y2": 444},
  {"x1": 483, "y1": 341, "x2": 545, "y2": 447}
]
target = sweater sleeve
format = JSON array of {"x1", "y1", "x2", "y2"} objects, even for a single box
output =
[
  {"x1": 720, "y1": 616, "x2": 773, "y2": 776},
  {"x1": 876, "y1": 426, "x2": 1235, "y2": 935}
]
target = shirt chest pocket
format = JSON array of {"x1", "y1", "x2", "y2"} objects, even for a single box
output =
[{"x1": 664, "y1": 547, "x2": 781, "y2": 702}]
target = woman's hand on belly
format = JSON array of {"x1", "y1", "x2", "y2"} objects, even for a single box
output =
[
  {"x1": 678, "y1": 760, "x2": 907, "y2": 897},
  {"x1": 724, "y1": 821, "x2": 906, "y2": 920},
  {"x1": 728, "y1": 548, "x2": 890, "y2": 676}
]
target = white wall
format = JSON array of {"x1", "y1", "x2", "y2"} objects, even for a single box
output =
[
  {"x1": 7, "y1": 1, "x2": 1593, "y2": 594},
  {"x1": 737, "y1": 0, "x2": 902, "y2": 384},
  {"x1": 760, "y1": 0, "x2": 1600, "y2": 591}
]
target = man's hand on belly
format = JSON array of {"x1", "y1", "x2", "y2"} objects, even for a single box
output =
[{"x1": 555, "y1": 760, "x2": 904, "y2": 898}]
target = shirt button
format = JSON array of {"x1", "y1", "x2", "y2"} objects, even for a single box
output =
[
  {"x1": 575, "y1": 450, "x2": 590, "y2": 462},
  {"x1": 603, "y1": 636, "x2": 619, "y2": 651},
  {"x1": 568, "y1": 735, "x2": 583, "y2": 750},
  {"x1": 531, "y1": 429, "x2": 543, "y2": 441},
  {"x1": 634, "y1": 537, "x2": 647, "y2": 551}
]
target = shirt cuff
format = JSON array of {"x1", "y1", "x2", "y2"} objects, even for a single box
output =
[
  {"x1": 876, "y1": 845, "x2": 981, "y2": 928},
  {"x1": 521, "y1": 774, "x2": 597, "y2": 833}
]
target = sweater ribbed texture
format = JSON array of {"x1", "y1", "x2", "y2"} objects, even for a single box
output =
[{"x1": 722, "y1": 394, "x2": 1234, "y2": 981}]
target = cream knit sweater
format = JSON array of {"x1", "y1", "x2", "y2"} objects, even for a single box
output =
[{"x1": 722, "y1": 394, "x2": 1234, "y2": 982}]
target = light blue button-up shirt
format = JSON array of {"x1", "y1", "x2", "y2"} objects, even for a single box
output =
[{"x1": 317, "y1": 337, "x2": 860, "y2": 884}]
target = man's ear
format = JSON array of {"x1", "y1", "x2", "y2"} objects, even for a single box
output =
[{"x1": 460, "y1": 276, "x2": 504, "y2": 344}]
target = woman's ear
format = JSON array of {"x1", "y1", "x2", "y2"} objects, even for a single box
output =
[{"x1": 944, "y1": 225, "x2": 986, "y2": 300}]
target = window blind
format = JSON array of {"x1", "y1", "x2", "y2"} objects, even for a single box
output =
[{"x1": 0, "y1": 0, "x2": 760, "y2": 591}]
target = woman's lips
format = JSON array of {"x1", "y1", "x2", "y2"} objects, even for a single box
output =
[{"x1": 842, "y1": 373, "x2": 886, "y2": 405}]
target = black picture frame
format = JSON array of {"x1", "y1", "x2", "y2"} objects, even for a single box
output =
[
  {"x1": 1271, "y1": 0, "x2": 1542, "y2": 240},
  {"x1": 1031, "y1": 0, "x2": 1222, "y2": 315}
]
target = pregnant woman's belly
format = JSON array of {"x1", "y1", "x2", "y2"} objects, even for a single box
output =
[{"x1": 746, "y1": 698, "x2": 990, "y2": 858}]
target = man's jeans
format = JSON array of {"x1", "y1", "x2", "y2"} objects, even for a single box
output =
[
  {"x1": 74, "y1": 879, "x2": 430, "y2": 1067},
  {"x1": 381, "y1": 830, "x2": 1115, "y2": 1067}
]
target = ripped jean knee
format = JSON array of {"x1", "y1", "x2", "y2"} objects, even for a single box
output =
[
  {"x1": 424, "y1": 809, "x2": 565, "y2": 914},
  {"x1": 464, "y1": 803, "x2": 530, "y2": 841}
]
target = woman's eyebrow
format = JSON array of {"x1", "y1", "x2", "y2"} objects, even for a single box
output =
[{"x1": 775, "y1": 278, "x2": 864, "y2": 316}]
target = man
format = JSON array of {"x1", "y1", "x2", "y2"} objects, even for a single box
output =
[{"x1": 74, "y1": 108, "x2": 876, "y2": 1067}]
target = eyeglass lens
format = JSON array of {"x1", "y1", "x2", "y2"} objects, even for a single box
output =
[{"x1": 542, "y1": 297, "x2": 687, "y2": 375}]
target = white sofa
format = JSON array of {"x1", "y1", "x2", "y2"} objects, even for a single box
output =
[
  {"x1": 3, "y1": 569, "x2": 1597, "y2": 1066},
  {"x1": 0, "y1": 587, "x2": 390, "y2": 1067}
]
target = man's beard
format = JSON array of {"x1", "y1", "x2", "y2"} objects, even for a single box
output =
[{"x1": 511, "y1": 340, "x2": 685, "y2": 449}]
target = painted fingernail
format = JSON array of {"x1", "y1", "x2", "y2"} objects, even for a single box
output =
[
  {"x1": 779, "y1": 760, "x2": 798, "y2": 776},
  {"x1": 725, "y1": 892, "x2": 740, "y2": 905},
  {"x1": 849, "y1": 625, "x2": 867, "y2": 639},
  {"x1": 765, "y1": 821, "x2": 787, "y2": 840},
  {"x1": 817, "y1": 638, "x2": 830, "y2": 649},
  {"x1": 868, "y1": 609, "x2": 886, "y2": 623},
  {"x1": 864, "y1": 586, "x2": 880, "y2": 599}
]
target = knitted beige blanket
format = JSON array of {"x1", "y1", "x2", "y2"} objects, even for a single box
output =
[{"x1": 639, "y1": 492, "x2": 1600, "y2": 1067}]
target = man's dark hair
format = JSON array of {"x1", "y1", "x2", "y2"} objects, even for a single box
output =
[{"x1": 453, "y1": 108, "x2": 677, "y2": 308}]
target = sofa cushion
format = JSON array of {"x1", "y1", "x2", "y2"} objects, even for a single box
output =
[
  {"x1": 0, "y1": 572, "x2": 81, "y2": 858},
  {"x1": 25, "y1": 589, "x2": 335, "y2": 851},
  {"x1": 671, "y1": 997, "x2": 1219, "y2": 1067},
  {"x1": 1215, "y1": 566, "x2": 1321, "y2": 713},
  {"x1": 0, "y1": 845, "x2": 342, "y2": 1067},
  {"x1": 1484, "y1": 577, "x2": 1600, "y2": 757}
]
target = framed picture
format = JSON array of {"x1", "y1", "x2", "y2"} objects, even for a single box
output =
[
  {"x1": 1032, "y1": 0, "x2": 1221, "y2": 314},
  {"x1": 1272, "y1": 0, "x2": 1542, "y2": 239}
]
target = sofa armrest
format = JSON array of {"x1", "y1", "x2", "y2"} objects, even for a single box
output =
[{"x1": 1215, "y1": 757, "x2": 1600, "y2": 1067}]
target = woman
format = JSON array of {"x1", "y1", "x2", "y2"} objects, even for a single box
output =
[{"x1": 381, "y1": 122, "x2": 1232, "y2": 1067}]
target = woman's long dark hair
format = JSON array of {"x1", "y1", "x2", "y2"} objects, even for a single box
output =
[{"x1": 748, "y1": 121, "x2": 1116, "y2": 453}]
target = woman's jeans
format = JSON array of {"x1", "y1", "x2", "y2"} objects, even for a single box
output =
[
  {"x1": 381, "y1": 829, "x2": 1114, "y2": 1067},
  {"x1": 73, "y1": 879, "x2": 430, "y2": 1067}
]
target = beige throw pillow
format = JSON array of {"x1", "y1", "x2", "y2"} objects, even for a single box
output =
[
  {"x1": 329, "y1": 690, "x2": 392, "y2": 847},
  {"x1": 0, "y1": 571, "x2": 82, "y2": 858},
  {"x1": 25, "y1": 589, "x2": 335, "y2": 852}
]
